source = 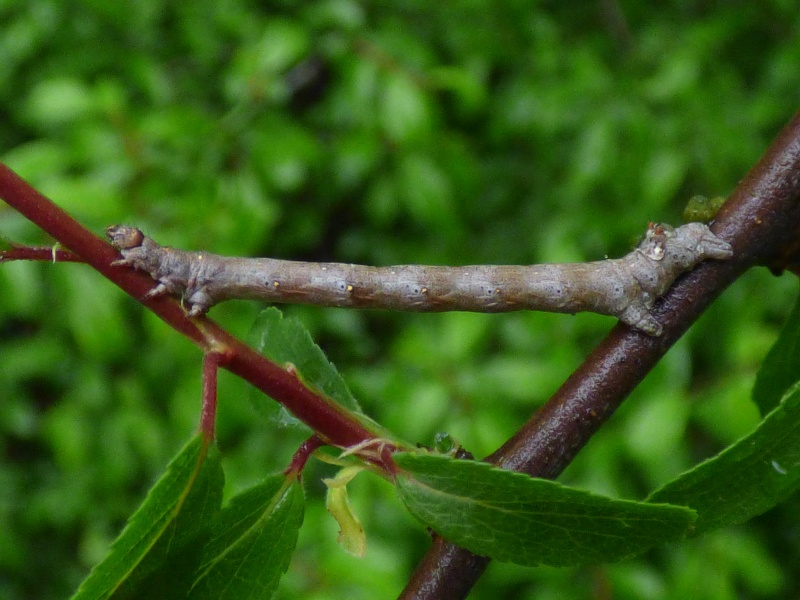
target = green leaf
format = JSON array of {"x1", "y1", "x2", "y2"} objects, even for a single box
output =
[
  {"x1": 72, "y1": 434, "x2": 224, "y2": 600},
  {"x1": 429, "y1": 66, "x2": 487, "y2": 118},
  {"x1": 647, "y1": 381, "x2": 800, "y2": 536},
  {"x1": 251, "y1": 121, "x2": 321, "y2": 193},
  {"x1": 640, "y1": 150, "x2": 688, "y2": 206},
  {"x1": 394, "y1": 453, "x2": 695, "y2": 567},
  {"x1": 396, "y1": 153, "x2": 454, "y2": 230},
  {"x1": 752, "y1": 291, "x2": 800, "y2": 415},
  {"x1": 25, "y1": 77, "x2": 95, "y2": 127},
  {"x1": 188, "y1": 473, "x2": 304, "y2": 600},
  {"x1": 380, "y1": 72, "x2": 433, "y2": 144},
  {"x1": 250, "y1": 306, "x2": 362, "y2": 417}
]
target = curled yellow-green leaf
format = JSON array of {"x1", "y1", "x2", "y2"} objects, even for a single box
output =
[{"x1": 323, "y1": 466, "x2": 367, "y2": 558}]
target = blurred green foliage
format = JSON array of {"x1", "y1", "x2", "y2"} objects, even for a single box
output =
[{"x1": 1, "y1": 1, "x2": 799, "y2": 598}]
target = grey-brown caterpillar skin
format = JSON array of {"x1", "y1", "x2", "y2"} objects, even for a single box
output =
[{"x1": 106, "y1": 222, "x2": 733, "y2": 336}]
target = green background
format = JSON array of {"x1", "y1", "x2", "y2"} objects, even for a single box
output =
[{"x1": 1, "y1": 1, "x2": 799, "y2": 598}]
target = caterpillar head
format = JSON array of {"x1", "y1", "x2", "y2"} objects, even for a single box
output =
[{"x1": 106, "y1": 225, "x2": 145, "y2": 250}]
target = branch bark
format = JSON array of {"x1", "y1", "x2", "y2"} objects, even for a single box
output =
[{"x1": 399, "y1": 109, "x2": 800, "y2": 599}]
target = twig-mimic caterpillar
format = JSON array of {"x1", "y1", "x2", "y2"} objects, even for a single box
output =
[{"x1": 106, "y1": 222, "x2": 733, "y2": 336}]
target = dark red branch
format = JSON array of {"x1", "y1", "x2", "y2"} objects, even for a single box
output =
[
  {"x1": 0, "y1": 164, "x2": 380, "y2": 454},
  {"x1": 400, "y1": 109, "x2": 800, "y2": 599}
]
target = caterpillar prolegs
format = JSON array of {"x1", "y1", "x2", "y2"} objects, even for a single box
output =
[{"x1": 106, "y1": 222, "x2": 733, "y2": 336}]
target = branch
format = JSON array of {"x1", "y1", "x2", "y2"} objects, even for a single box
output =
[
  {"x1": 0, "y1": 164, "x2": 383, "y2": 458},
  {"x1": 399, "y1": 108, "x2": 800, "y2": 599}
]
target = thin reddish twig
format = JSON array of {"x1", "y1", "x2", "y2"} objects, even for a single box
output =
[
  {"x1": 200, "y1": 351, "x2": 229, "y2": 441},
  {"x1": 0, "y1": 246, "x2": 83, "y2": 263},
  {"x1": 285, "y1": 435, "x2": 327, "y2": 476}
]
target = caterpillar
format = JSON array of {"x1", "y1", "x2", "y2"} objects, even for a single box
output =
[{"x1": 106, "y1": 222, "x2": 733, "y2": 336}]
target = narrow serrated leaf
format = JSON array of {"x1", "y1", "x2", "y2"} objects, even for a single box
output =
[
  {"x1": 188, "y1": 473, "x2": 304, "y2": 600},
  {"x1": 648, "y1": 381, "x2": 800, "y2": 535},
  {"x1": 394, "y1": 453, "x2": 695, "y2": 567},
  {"x1": 752, "y1": 290, "x2": 800, "y2": 414},
  {"x1": 250, "y1": 307, "x2": 361, "y2": 416},
  {"x1": 72, "y1": 434, "x2": 224, "y2": 600}
]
